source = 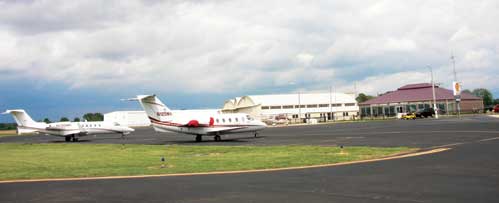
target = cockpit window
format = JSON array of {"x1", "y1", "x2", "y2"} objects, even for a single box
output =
[{"x1": 246, "y1": 115, "x2": 254, "y2": 121}]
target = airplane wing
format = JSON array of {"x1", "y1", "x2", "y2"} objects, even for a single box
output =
[{"x1": 45, "y1": 126, "x2": 83, "y2": 136}]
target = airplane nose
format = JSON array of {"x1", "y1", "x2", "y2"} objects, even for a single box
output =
[{"x1": 260, "y1": 121, "x2": 267, "y2": 127}]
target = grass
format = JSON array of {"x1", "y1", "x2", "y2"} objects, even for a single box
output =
[
  {"x1": 0, "y1": 130, "x2": 17, "y2": 137},
  {"x1": 0, "y1": 144, "x2": 415, "y2": 181}
]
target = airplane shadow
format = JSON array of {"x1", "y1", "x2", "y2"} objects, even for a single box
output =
[
  {"x1": 51, "y1": 140, "x2": 92, "y2": 143},
  {"x1": 156, "y1": 136, "x2": 267, "y2": 145}
]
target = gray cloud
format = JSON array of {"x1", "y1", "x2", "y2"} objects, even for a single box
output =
[{"x1": 0, "y1": 0, "x2": 498, "y2": 95}]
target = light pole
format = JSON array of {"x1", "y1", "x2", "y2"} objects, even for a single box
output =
[
  {"x1": 329, "y1": 86, "x2": 333, "y2": 122},
  {"x1": 428, "y1": 65, "x2": 439, "y2": 119},
  {"x1": 298, "y1": 91, "x2": 301, "y2": 122},
  {"x1": 451, "y1": 54, "x2": 461, "y2": 118}
]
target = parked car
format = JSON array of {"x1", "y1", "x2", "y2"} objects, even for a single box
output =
[
  {"x1": 484, "y1": 105, "x2": 495, "y2": 113},
  {"x1": 401, "y1": 113, "x2": 416, "y2": 120},
  {"x1": 415, "y1": 108, "x2": 435, "y2": 118},
  {"x1": 494, "y1": 104, "x2": 499, "y2": 113}
]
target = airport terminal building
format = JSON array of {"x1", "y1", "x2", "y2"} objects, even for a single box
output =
[
  {"x1": 359, "y1": 83, "x2": 483, "y2": 118},
  {"x1": 222, "y1": 93, "x2": 359, "y2": 122}
]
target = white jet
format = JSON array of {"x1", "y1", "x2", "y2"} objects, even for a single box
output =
[
  {"x1": 128, "y1": 95, "x2": 267, "y2": 142},
  {"x1": 3, "y1": 109, "x2": 135, "y2": 142}
]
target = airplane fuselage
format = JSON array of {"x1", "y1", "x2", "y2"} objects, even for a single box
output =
[{"x1": 150, "y1": 112, "x2": 266, "y2": 136}]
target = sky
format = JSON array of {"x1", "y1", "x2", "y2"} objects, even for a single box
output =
[{"x1": 1, "y1": 0, "x2": 498, "y2": 123}]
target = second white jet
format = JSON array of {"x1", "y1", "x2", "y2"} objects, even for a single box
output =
[
  {"x1": 129, "y1": 95, "x2": 267, "y2": 142},
  {"x1": 3, "y1": 109, "x2": 135, "y2": 142}
]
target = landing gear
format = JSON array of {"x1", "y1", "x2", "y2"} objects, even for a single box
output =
[
  {"x1": 254, "y1": 132, "x2": 258, "y2": 138},
  {"x1": 67, "y1": 135, "x2": 78, "y2": 142},
  {"x1": 214, "y1": 135, "x2": 221, "y2": 142},
  {"x1": 195, "y1": 135, "x2": 202, "y2": 142}
]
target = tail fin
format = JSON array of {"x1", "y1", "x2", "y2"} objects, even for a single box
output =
[
  {"x1": 3, "y1": 109, "x2": 37, "y2": 127},
  {"x1": 136, "y1": 95, "x2": 172, "y2": 122}
]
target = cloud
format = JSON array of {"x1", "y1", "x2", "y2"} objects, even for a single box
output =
[{"x1": 0, "y1": 0, "x2": 498, "y2": 96}]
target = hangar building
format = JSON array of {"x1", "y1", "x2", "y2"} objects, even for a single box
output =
[
  {"x1": 359, "y1": 83, "x2": 483, "y2": 118},
  {"x1": 222, "y1": 93, "x2": 359, "y2": 122},
  {"x1": 104, "y1": 111, "x2": 150, "y2": 127}
]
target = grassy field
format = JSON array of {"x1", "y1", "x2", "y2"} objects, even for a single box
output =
[
  {"x1": 0, "y1": 130, "x2": 16, "y2": 137},
  {"x1": 0, "y1": 144, "x2": 415, "y2": 180}
]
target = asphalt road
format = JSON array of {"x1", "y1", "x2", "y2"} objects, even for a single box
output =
[{"x1": 1, "y1": 115, "x2": 498, "y2": 202}]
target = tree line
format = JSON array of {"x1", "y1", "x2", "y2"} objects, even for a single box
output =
[
  {"x1": 41, "y1": 113, "x2": 104, "y2": 124},
  {"x1": 461, "y1": 88, "x2": 497, "y2": 106}
]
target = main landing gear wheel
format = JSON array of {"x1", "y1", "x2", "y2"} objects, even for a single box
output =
[
  {"x1": 65, "y1": 136, "x2": 71, "y2": 142},
  {"x1": 214, "y1": 135, "x2": 221, "y2": 142},
  {"x1": 71, "y1": 135, "x2": 79, "y2": 142},
  {"x1": 254, "y1": 132, "x2": 258, "y2": 138},
  {"x1": 195, "y1": 135, "x2": 202, "y2": 142}
]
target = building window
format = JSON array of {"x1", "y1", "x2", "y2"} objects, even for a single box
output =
[
  {"x1": 438, "y1": 103, "x2": 446, "y2": 113},
  {"x1": 306, "y1": 104, "x2": 318, "y2": 108},
  {"x1": 319, "y1": 104, "x2": 329, "y2": 108},
  {"x1": 295, "y1": 105, "x2": 305, "y2": 108},
  {"x1": 331, "y1": 103, "x2": 342, "y2": 107},
  {"x1": 345, "y1": 103, "x2": 356, "y2": 106},
  {"x1": 270, "y1": 106, "x2": 282, "y2": 109},
  {"x1": 360, "y1": 107, "x2": 371, "y2": 116},
  {"x1": 261, "y1": 106, "x2": 270, "y2": 110},
  {"x1": 282, "y1": 105, "x2": 294, "y2": 109}
]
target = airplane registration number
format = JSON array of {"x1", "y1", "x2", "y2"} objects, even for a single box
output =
[{"x1": 157, "y1": 112, "x2": 172, "y2": 116}]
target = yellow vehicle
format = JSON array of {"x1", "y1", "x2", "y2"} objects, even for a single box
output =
[{"x1": 401, "y1": 113, "x2": 416, "y2": 120}]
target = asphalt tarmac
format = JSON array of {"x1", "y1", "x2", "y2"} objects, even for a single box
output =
[{"x1": 1, "y1": 115, "x2": 498, "y2": 202}]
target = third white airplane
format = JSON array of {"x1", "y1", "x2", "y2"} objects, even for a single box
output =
[{"x1": 127, "y1": 95, "x2": 267, "y2": 142}]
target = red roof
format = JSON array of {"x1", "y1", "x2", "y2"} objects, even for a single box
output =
[{"x1": 360, "y1": 83, "x2": 481, "y2": 105}]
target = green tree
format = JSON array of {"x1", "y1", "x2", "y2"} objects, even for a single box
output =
[
  {"x1": 43, "y1": 118, "x2": 52, "y2": 123},
  {"x1": 494, "y1": 99, "x2": 499, "y2": 105},
  {"x1": 0, "y1": 123, "x2": 17, "y2": 130},
  {"x1": 356, "y1": 93, "x2": 374, "y2": 103},
  {"x1": 472, "y1": 88, "x2": 494, "y2": 106},
  {"x1": 73, "y1": 117, "x2": 81, "y2": 122},
  {"x1": 60, "y1": 117, "x2": 69, "y2": 122},
  {"x1": 83, "y1": 113, "x2": 104, "y2": 121}
]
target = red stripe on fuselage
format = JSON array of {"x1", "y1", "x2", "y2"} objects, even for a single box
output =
[{"x1": 148, "y1": 116, "x2": 256, "y2": 128}]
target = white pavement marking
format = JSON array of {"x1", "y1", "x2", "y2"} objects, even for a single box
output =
[{"x1": 478, "y1": 137, "x2": 499, "y2": 142}]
